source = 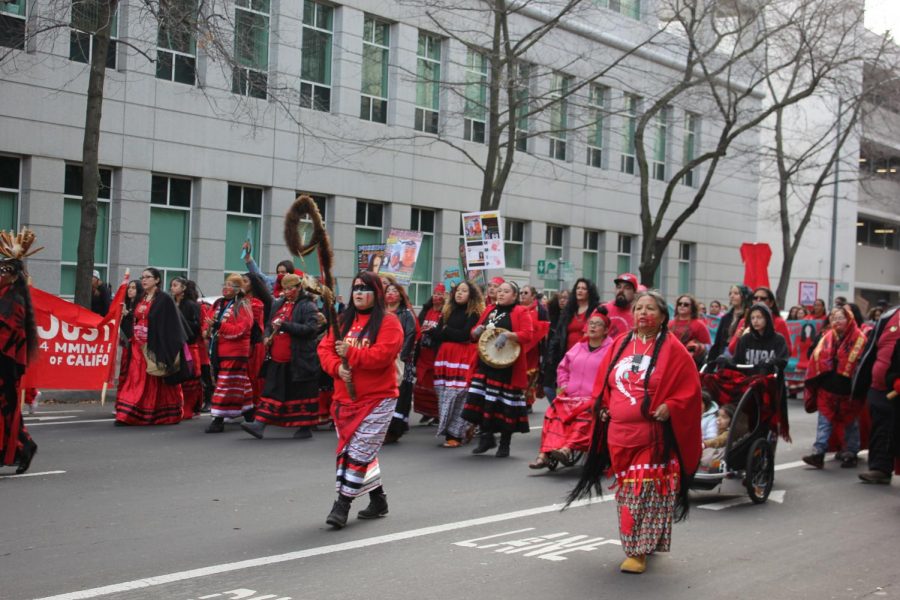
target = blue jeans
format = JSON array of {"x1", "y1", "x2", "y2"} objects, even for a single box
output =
[
  {"x1": 543, "y1": 387, "x2": 557, "y2": 404},
  {"x1": 813, "y1": 412, "x2": 860, "y2": 455}
]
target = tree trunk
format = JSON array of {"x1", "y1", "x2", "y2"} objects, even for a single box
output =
[
  {"x1": 775, "y1": 247, "x2": 796, "y2": 310},
  {"x1": 74, "y1": 0, "x2": 116, "y2": 308}
]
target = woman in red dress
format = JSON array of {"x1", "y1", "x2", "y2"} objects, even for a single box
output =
[
  {"x1": 568, "y1": 291, "x2": 701, "y2": 574},
  {"x1": 170, "y1": 277, "x2": 202, "y2": 420},
  {"x1": 669, "y1": 294, "x2": 712, "y2": 366},
  {"x1": 241, "y1": 272, "x2": 273, "y2": 410},
  {"x1": 117, "y1": 279, "x2": 141, "y2": 389},
  {"x1": 115, "y1": 268, "x2": 186, "y2": 426},
  {"x1": 205, "y1": 274, "x2": 255, "y2": 433},
  {"x1": 413, "y1": 283, "x2": 446, "y2": 424}
]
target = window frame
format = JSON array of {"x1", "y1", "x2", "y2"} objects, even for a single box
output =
[
  {"x1": 0, "y1": 0, "x2": 27, "y2": 50},
  {"x1": 224, "y1": 183, "x2": 264, "y2": 274},
  {"x1": 60, "y1": 164, "x2": 113, "y2": 297},
  {"x1": 360, "y1": 15, "x2": 390, "y2": 124},
  {"x1": 156, "y1": 0, "x2": 198, "y2": 85},
  {"x1": 463, "y1": 48, "x2": 488, "y2": 144},
  {"x1": 543, "y1": 224, "x2": 565, "y2": 291},
  {"x1": 409, "y1": 207, "x2": 436, "y2": 306},
  {"x1": 616, "y1": 233, "x2": 633, "y2": 275},
  {"x1": 652, "y1": 106, "x2": 670, "y2": 181},
  {"x1": 414, "y1": 31, "x2": 442, "y2": 134},
  {"x1": 355, "y1": 200, "x2": 384, "y2": 249},
  {"x1": 515, "y1": 62, "x2": 531, "y2": 152},
  {"x1": 620, "y1": 94, "x2": 639, "y2": 175},
  {"x1": 299, "y1": 0, "x2": 334, "y2": 112},
  {"x1": 232, "y1": 0, "x2": 270, "y2": 99},
  {"x1": 548, "y1": 72, "x2": 571, "y2": 161},
  {"x1": 677, "y1": 241, "x2": 693, "y2": 295},
  {"x1": 149, "y1": 174, "x2": 193, "y2": 286},
  {"x1": 583, "y1": 229, "x2": 600, "y2": 282},
  {"x1": 504, "y1": 218, "x2": 525, "y2": 270},
  {"x1": 0, "y1": 155, "x2": 20, "y2": 231},
  {"x1": 587, "y1": 84, "x2": 606, "y2": 168},
  {"x1": 69, "y1": 2, "x2": 119, "y2": 69},
  {"x1": 682, "y1": 112, "x2": 699, "y2": 187}
]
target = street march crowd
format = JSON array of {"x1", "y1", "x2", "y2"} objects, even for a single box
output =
[{"x1": 1, "y1": 226, "x2": 898, "y2": 576}]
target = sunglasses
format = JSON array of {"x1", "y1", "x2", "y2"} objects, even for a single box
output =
[
  {"x1": 352, "y1": 284, "x2": 375, "y2": 294},
  {"x1": 677, "y1": 301, "x2": 691, "y2": 307}
]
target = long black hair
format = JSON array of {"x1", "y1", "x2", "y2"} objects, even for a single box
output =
[
  {"x1": 243, "y1": 271, "x2": 274, "y2": 323},
  {"x1": 124, "y1": 279, "x2": 143, "y2": 311},
  {"x1": 340, "y1": 271, "x2": 386, "y2": 342},
  {"x1": 554, "y1": 278, "x2": 600, "y2": 355},
  {"x1": 566, "y1": 291, "x2": 691, "y2": 521}
]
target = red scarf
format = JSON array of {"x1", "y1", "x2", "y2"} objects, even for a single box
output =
[{"x1": 805, "y1": 307, "x2": 866, "y2": 383}]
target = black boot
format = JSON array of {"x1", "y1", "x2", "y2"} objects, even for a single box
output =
[
  {"x1": 472, "y1": 431, "x2": 497, "y2": 454},
  {"x1": 357, "y1": 487, "x2": 389, "y2": 519},
  {"x1": 205, "y1": 417, "x2": 225, "y2": 433},
  {"x1": 15, "y1": 439, "x2": 37, "y2": 475},
  {"x1": 243, "y1": 408, "x2": 256, "y2": 423},
  {"x1": 293, "y1": 427, "x2": 312, "y2": 439},
  {"x1": 326, "y1": 494, "x2": 353, "y2": 529},
  {"x1": 496, "y1": 432, "x2": 512, "y2": 458},
  {"x1": 241, "y1": 421, "x2": 266, "y2": 439}
]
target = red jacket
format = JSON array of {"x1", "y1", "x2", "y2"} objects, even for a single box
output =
[
  {"x1": 472, "y1": 304, "x2": 535, "y2": 389},
  {"x1": 213, "y1": 299, "x2": 253, "y2": 357}
]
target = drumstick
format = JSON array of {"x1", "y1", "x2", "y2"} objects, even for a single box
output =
[{"x1": 888, "y1": 390, "x2": 897, "y2": 400}]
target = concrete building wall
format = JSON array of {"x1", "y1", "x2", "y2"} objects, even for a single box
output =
[{"x1": 0, "y1": 0, "x2": 761, "y2": 304}]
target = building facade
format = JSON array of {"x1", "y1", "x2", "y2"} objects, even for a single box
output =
[{"x1": 0, "y1": 0, "x2": 761, "y2": 305}]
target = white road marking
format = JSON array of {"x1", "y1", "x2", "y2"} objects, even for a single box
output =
[
  {"x1": 29, "y1": 410, "x2": 86, "y2": 414},
  {"x1": 28, "y1": 419, "x2": 115, "y2": 427},
  {"x1": 31, "y1": 453, "x2": 831, "y2": 600},
  {"x1": 25, "y1": 415, "x2": 77, "y2": 422},
  {"x1": 0, "y1": 470, "x2": 66, "y2": 479},
  {"x1": 34, "y1": 496, "x2": 615, "y2": 600}
]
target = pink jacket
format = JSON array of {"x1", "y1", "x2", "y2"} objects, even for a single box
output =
[{"x1": 556, "y1": 337, "x2": 614, "y2": 398}]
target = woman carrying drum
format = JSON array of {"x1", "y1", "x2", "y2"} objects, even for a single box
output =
[
  {"x1": 530, "y1": 306, "x2": 613, "y2": 470},
  {"x1": 462, "y1": 280, "x2": 534, "y2": 458}
]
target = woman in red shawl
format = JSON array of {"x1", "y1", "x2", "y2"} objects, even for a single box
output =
[
  {"x1": 116, "y1": 268, "x2": 186, "y2": 426},
  {"x1": 802, "y1": 305, "x2": 867, "y2": 469},
  {"x1": 0, "y1": 229, "x2": 39, "y2": 474},
  {"x1": 567, "y1": 290, "x2": 701, "y2": 575},
  {"x1": 413, "y1": 284, "x2": 445, "y2": 423},
  {"x1": 318, "y1": 271, "x2": 403, "y2": 529},
  {"x1": 241, "y1": 272, "x2": 273, "y2": 411}
]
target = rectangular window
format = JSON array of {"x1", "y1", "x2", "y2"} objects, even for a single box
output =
[
  {"x1": 0, "y1": 156, "x2": 20, "y2": 230},
  {"x1": 409, "y1": 208, "x2": 436, "y2": 306},
  {"x1": 355, "y1": 200, "x2": 384, "y2": 248},
  {"x1": 156, "y1": 0, "x2": 197, "y2": 85},
  {"x1": 544, "y1": 225, "x2": 564, "y2": 291},
  {"x1": 548, "y1": 73, "x2": 571, "y2": 161},
  {"x1": 232, "y1": 0, "x2": 269, "y2": 99},
  {"x1": 677, "y1": 242, "x2": 693, "y2": 294},
  {"x1": 300, "y1": 0, "x2": 333, "y2": 112},
  {"x1": 515, "y1": 63, "x2": 530, "y2": 152},
  {"x1": 415, "y1": 32, "x2": 441, "y2": 134},
  {"x1": 595, "y1": 0, "x2": 641, "y2": 20},
  {"x1": 504, "y1": 218, "x2": 524, "y2": 270},
  {"x1": 620, "y1": 94, "x2": 639, "y2": 174},
  {"x1": 616, "y1": 233, "x2": 633, "y2": 275},
  {"x1": 652, "y1": 106, "x2": 670, "y2": 181},
  {"x1": 225, "y1": 184, "x2": 263, "y2": 273},
  {"x1": 150, "y1": 175, "x2": 191, "y2": 287},
  {"x1": 856, "y1": 217, "x2": 900, "y2": 251},
  {"x1": 70, "y1": 1, "x2": 119, "y2": 69},
  {"x1": 463, "y1": 49, "x2": 487, "y2": 144},
  {"x1": 0, "y1": 0, "x2": 26, "y2": 50},
  {"x1": 360, "y1": 16, "x2": 389, "y2": 123},
  {"x1": 292, "y1": 193, "x2": 328, "y2": 277},
  {"x1": 683, "y1": 112, "x2": 698, "y2": 187},
  {"x1": 587, "y1": 84, "x2": 606, "y2": 168},
  {"x1": 61, "y1": 165, "x2": 112, "y2": 296},
  {"x1": 583, "y1": 230, "x2": 600, "y2": 282}
]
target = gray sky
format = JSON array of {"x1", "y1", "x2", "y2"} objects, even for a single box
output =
[{"x1": 866, "y1": 0, "x2": 900, "y2": 37}]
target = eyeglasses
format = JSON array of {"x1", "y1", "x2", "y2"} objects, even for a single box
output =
[
  {"x1": 753, "y1": 295, "x2": 769, "y2": 302},
  {"x1": 677, "y1": 301, "x2": 692, "y2": 307},
  {"x1": 352, "y1": 284, "x2": 375, "y2": 293}
]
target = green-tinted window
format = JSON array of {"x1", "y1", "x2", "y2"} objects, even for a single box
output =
[
  {"x1": 235, "y1": 8, "x2": 268, "y2": 70},
  {"x1": 583, "y1": 230, "x2": 600, "y2": 282},
  {"x1": 409, "y1": 207, "x2": 435, "y2": 306},
  {"x1": 515, "y1": 63, "x2": 530, "y2": 152},
  {"x1": 225, "y1": 184, "x2": 262, "y2": 274},
  {"x1": 300, "y1": 1, "x2": 333, "y2": 111},
  {"x1": 543, "y1": 225, "x2": 564, "y2": 290},
  {"x1": 589, "y1": 85, "x2": 605, "y2": 149},
  {"x1": 61, "y1": 164, "x2": 111, "y2": 295},
  {"x1": 549, "y1": 73, "x2": 570, "y2": 160},
  {"x1": 362, "y1": 14, "x2": 390, "y2": 124},
  {"x1": 69, "y1": 1, "x2": 118, "y2": 68},
  {"x1": 415, "y1": 32, "x2": 441, "y2": 133},
  {"x1": 677, "y1": 242, "x2": 692, "y2": 294},
  {"x1": 149, "y1": 175, "x2": 191, "y2": 283},
  {"x1": 1, "y1": 0, "x2": 25, "y2": 17},
  {"x1": 504, "y1": 218, "x2": 524, "y2": 270},
  {"x1": 616, "y1": 233, "x2": 632, "y2": 275},
  {"x1": 683, "y1": 113, "x2": 698, "y2": 186},
  {"x1": 355, "y1": 228, "x2": 381, "y2": 247},
  {"x1": 0, "y1": 156, "x2": 19, "y2": 230},
  {"x1": 464, "y1": 50, "x2": 487, "y2": 121}
]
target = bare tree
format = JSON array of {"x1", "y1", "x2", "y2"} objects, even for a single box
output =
[{"x1": 627, "y1": 0, "x2": 875, "y2": 286}]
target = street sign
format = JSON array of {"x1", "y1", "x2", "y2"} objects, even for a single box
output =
[{"x1": 537, "y1": 259, "x2": 558, "y2": 276}]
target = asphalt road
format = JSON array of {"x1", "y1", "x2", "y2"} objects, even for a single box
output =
[{"x1": 1, "y1": 400, "x2": 896, "y2": 600}]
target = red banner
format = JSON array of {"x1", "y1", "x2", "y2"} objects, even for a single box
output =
[{"x1": 21, "y1": 281, "x2": 126, "y2": 390}]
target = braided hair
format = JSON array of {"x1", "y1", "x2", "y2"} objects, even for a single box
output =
[{"x1": 566, "y1": 290, "x2": 691, "y2": 521}]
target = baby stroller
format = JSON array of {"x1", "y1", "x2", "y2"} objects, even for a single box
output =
[{"x1": 691, "y1": 360, "x2": 790, "y2": 504}]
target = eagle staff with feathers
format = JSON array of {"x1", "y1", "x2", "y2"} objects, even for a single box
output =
[{"x1": 284, "y1": 194, "x2": 355, "y2": 399}]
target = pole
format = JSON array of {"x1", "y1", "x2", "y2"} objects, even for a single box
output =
[{"x1": 828, "y1": 98, "x2": 841, "y2": 308}]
